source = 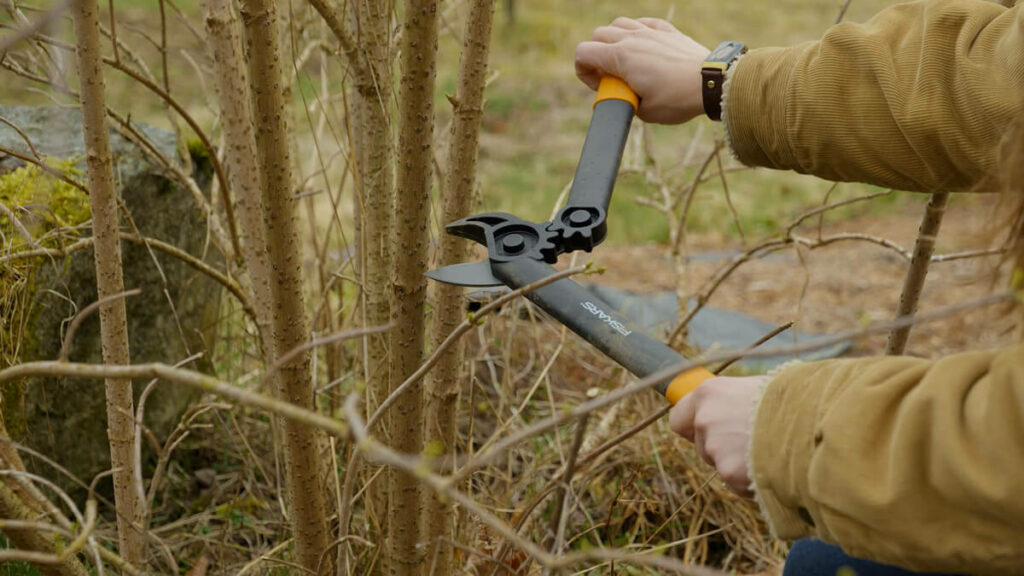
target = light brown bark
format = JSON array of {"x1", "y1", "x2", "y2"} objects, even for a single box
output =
[
  {"x1": 349, "y1": 0, "x2": 394, "y2": 431},
  {"x1": 71, "y1": 0, "x2": 144, "y2": 565},
  {"x1": 201, "y1": 0, "x2": 275, "y2": 362},
  {"x1": 348, "y1": 0, "x2": 395, "y2": 549},
  {"x1": 239, "y1": 0, "x2": 331, "y2": 572},
  {"x1": 423, "y1": 1, "x2": 495, "y2": 572},
  {"x1": 388, "y1": 0, "x2": 439, "y2": 574},
  {"x1": 307, "y1": 2, "x2": 395, "y2": 567},
  {"x1": 349, "y1": 0, "x2": 396, "y2": 544},
  {"x1": 885, "y1": 192, "x2": 949, "y2": 355},
  {"x1": 307, "y1": 0, "x2": 394, "y2": 559}
]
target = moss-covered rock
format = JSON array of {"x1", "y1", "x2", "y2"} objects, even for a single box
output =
[{"x1": 0, "y1": 106, "x2": 219, "y2": 497}]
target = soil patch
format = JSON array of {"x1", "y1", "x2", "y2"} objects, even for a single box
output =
[{"x1": 583, "y1": 194, "x2": 1016, "y2": 360}]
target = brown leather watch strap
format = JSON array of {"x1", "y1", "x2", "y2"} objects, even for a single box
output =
[{"x1": 701, "y1": 67, "x2": 725, "y2": 121}]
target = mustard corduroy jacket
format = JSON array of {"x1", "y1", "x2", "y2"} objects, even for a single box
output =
[{"x1": 723, "y1": 0, "x2": 1024, "y2": 573}]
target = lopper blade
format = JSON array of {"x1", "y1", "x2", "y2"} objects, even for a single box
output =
[{"x1": 425, "y1": 261, "x2": 504, "y2": 287}]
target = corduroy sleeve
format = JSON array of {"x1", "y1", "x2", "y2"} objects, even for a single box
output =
[
  {"x1": 723, "y1": 0, "x2": 1024, "y2": 192},
  {"x1": 749, "y1": 344, "x2": 1024, "y2": 574}
]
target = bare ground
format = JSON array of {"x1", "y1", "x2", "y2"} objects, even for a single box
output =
[{"x1": 585, "y1": 193, "x2": 1018, "y2": 360}]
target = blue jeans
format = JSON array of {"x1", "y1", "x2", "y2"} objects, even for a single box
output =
[{"x1": 783, "y1": 539, "x2": 965, "y2": 576}]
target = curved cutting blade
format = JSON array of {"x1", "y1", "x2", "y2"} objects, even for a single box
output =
[{"x1": 425, "y1": 260, "x2": 503, "y2": 287}]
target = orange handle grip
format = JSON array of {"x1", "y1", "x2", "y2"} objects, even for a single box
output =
[
  {"x1": 664, "y1": 367, "x2": 714, "y2": 404},
  {"x1": 594, "y1": 76, "x2": 638, "y2": 112}
]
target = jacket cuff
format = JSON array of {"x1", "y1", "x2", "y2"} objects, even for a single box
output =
[
  {"x1": 722, "y1": 45, "x2": 806, "y2": 171},
  {"x1": 749, "y1": 360, "x2": 846, "y2": 541}
]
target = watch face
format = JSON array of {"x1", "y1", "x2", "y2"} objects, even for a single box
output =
[{"x1": 707, "y1": 41, "x2": 746, "y2": 63}]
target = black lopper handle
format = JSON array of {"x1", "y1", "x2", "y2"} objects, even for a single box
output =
[
  {"x1": 566, "y1": 77, "x2": 638, "y2": 212},
  {"x1": 492, "y1": 258, "x2": 712, "y2": 403}
]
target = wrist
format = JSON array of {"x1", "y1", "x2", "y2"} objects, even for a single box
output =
[{"x1": 701, "y1": 41, "x2": 747, "y2": 121}]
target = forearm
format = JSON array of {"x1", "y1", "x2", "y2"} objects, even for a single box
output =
[
  {"x1": 750, "y1": 344, "x2": 1024, "y2": 574},
  {"x1": 724, "y1": 0, "x2": 1024, "y2": 192}
]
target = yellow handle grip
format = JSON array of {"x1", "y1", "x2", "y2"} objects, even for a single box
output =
[
  {"x1": 664, "y1": 367, "x2": 714, "y2": 404},
  {"x1": 594, "y1": 76, "x2": 639, "y2": 112}
]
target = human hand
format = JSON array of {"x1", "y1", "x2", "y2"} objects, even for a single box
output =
[
  {"x1": 575, "y1": 17, "x2": 710, "y2": 124},
  {"x1": 669, "y1": 375, "x2": 767, "y2": 497}
]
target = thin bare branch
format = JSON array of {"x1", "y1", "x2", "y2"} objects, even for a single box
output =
[
  {"x1": 0, "y1": 362, "x2": 350, "y2": 440},
  {"x1": 886, "y1": 192, "x2": 949, "y2": 355},
  {"x1": 262, "y1": 324, "x2": 393, "y2": 388},
  {"x1": 455, "y1": 291, "x2": 1013, "y2": 484},
  {"x1": 58, "y1": 288, "x2": 142, "y2": 362},
  {"x1": 0, "y1": 0, "x2": 72, "y2": 54},
  {"x1": 368, "y1": 264, "x2": 591, "y2": 429}
]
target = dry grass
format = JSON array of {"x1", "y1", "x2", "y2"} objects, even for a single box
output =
[{"x1": 123, "y1": 303, "x2": 787, "y2": 574}]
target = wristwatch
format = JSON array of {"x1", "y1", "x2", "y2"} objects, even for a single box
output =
[{"x1": 701, "y1": 41, "x2": 747, "y2": 121}]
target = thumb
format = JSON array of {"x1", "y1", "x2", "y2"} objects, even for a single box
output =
[
  {"x1": 574, "y1": 40, "x2": 623, "y2": 91},
  {"x1": 669, "y1": 393, "x2": 697, "y2": 441}
]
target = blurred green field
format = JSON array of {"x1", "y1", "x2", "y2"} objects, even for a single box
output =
[
  {"x1": 1, "y1": 0, "x2": 902, "y2": 246},
  {"x1": 445, "y1": 0, "x2": 900, "y2": 244}
]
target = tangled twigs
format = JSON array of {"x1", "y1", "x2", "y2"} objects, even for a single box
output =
[
  {"x1": 546, "y1": 414, "x2": 588, "y2": 563},
  {"x1": 0, "y1": 233, "x2": 256, "y2": 322},
  {"x1": 487, "y1": 322, "x2": 793, "y2": 574},
  {"x1": 0, "y1": 0, "x2": 74, "y2": 54},
  {"x1": 455, "y1": 291, "x2": 1012, "y2": 486},
  {"x1": 259, "y1": 324, "x2": 393, "y2": 389},
  {"x1": 0, "y1": 481, "x2": 93, "y2": 575},
  {"x1": 667, "y1": 189, "x2": 1005, "y2": 346},
  {"x1": 335, "y1": 264, "x2": 594, "y2": 557},
  {"x1": 0, "y1": 296, "x2": 1008, "y2": 447},
  {"x1": 0, "y1": 363, "x2": 350, "y2": 441},
  {"x1": 368, "y1": 263, "x2": 592, "y2": 429},
  {"x1": 345, "y1": 395, "x2": 725, "y2": 576},
  {"x1": 0, "y1": 293, "x2": 1011, "y2": 573}
]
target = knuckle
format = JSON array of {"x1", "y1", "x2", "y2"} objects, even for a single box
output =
[
  {"x1": 692, "y1": 382, "x2": 710, "y2": 400},
  {"x1": 668, "y1": 416, "x2": 683, "y2": 436},
  {"x1": 703, "y1": 437, "x2": 722, "y2": 458},
  {"x1": 722, "y1": 462, "x2": 749, "y2": 489},
  {"x1": 692, "y1": 409, "x2": 714, "y2": 432}
]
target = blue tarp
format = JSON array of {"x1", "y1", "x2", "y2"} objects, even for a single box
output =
[{"x1": 586, "y1": 285, "x2": 849, "y2": 373}]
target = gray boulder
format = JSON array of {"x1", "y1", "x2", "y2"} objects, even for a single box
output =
[{"x1": 0, "y1": 106, "x2": 219, "y2": 494}]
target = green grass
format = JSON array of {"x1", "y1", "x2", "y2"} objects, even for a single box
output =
[
  {"x1": 0, "y1": 537, "x2": 43, "y2": 576},
  {"x1": 0, "y1": 562, "x2": 42, "y2": 576}
]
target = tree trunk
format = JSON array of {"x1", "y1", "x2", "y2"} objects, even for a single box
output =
[
  {"x1": 307, "y1": 0, "x2": 396, "y2": 561},
  {"x1": 71, "y1": 0, "x2": 144, "y2": 565},
  {"x1": 423, "y1": 1, "x2": 495, "y2": 572},
  {"x1": 350, "y1": 0, "x2": 395, "y2": 538},
  {"x1": 201, "y1": 0, "x2": 275, "y2": 362},
  {"x1": 239, "y1": 0, "x2": 331, "y2": 573},
  {"x1": 389, "y1": 0, "x2": 439, "y2": 574}
]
